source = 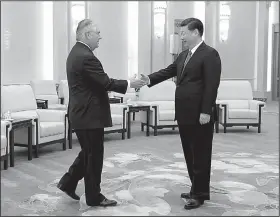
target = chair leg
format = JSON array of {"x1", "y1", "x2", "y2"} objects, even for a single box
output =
[
  {"x1": 133, "y1": 112, "x2": 135, "y2": 121},
  {"x1": 154, "y1": 127, "x2": 158, "y2": 136},
  {"x1": 62, "y1": 142, "x2": 66, "y2": 150},
  {"x1": 69, "y1": 130, "x2": 73, "y2": 149},
  {"x1": 258, "y1": 124, "x2": 261, "y2": 133},
  {"x1": 247, "y1": 125, "x2": 249, "y2": 129},
  {"x1": 224, "y1": 125, "x2": 227, "y2": 133},
  {"x1": 34, "y1": 145, "x2": 39, "y2": 158},
  {"x1": 4, "y1": 159, "x2": 8, "y2": 170},
  {"x1": 215, "y1": 122, "x2": 219, "y2": 133},
  {"x1": 141, "y1": 123, "x2": 144, "y2": 132},
  {"x1": 122, "y1": 131, "x2": 125, "y2": 140}
]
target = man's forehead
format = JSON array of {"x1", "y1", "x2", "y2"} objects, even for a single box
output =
[
  {"x1": 92, "y1": 24, "x2": 100, "y2": 33},
  {"x1": 180, "y1": 25, "x2": 189, "y2": 32}
]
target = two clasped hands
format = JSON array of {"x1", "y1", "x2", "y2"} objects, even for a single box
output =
[
  {"x1": 129, "y1": 74, "x2": 150, "y2": 91},
  {"x1": 128, "y1": 74, "x2": 210, "y2": 125}
]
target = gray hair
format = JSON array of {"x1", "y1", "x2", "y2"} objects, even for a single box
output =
[{"x1": 76, "y1": 19, "x2": 96, "y2": 40}]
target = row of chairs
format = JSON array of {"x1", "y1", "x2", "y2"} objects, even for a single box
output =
[
  {"x1": 113, "y1": 80, "x2": 266, "y2": 134},
  {"x1": 1, "y1": 81, "x2": 128, "y2": 170},
  {"x1": 1, "y1": 79, "x2": 266, "y2": 170}
]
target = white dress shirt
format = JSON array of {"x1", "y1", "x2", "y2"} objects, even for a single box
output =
[{"x1": 190, "y1": 40, "x2": 203, "y2": 56}]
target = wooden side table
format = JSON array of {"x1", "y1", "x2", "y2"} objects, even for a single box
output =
[
  {"x1": 127, "y1": 105, "x2": 150, "y2": 139},
  {"x1": 9, "y1": 118, "x2": 34, "y2": 167}
]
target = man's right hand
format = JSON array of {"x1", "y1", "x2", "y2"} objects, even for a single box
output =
[
  {"x1": 129, "y1": 78, "x2": 146, "y2": 89},
  {"x1": 140, "y1": 74, "x2": 150, "y2": 85}
]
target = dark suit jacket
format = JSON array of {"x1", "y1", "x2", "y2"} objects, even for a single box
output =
[
  {"x1": 66, "y1": 42, "x2": 128, "y2": 129},
  {"x1": 148, "y1": 42, "x2": 221, "y2": 125}
]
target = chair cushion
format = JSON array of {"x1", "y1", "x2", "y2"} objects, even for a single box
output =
[
  {"x1": 30, "y1": 80, "x2": 57, "y2": 95},
  {"x1": 111, "y1": 114, "x2": 123, "y2": 125},
  {"x1": 40, "y1": 122, "x2": 64, "y2": 137},
  {"x1": 159, "y1": 110, "x2": 175, "y2": 121},
  {"x1": 48, "y1": 104, "x2": 67, "y2": 110},
  {"x1": 217, "y1": 80, "x2": 253, "y2": 100},
  {"x1": 2, "y1": 85, "x2": 37, "y2": 113},
  {"x1": 58, "y1": 80, "x2": 68, "y2": 98},
  {"x1": 228, "y1": 109, "x2": 258, "y2": 119},
  {"x1": 227, "y1": 100, "x2": 249, "y2": 109}
]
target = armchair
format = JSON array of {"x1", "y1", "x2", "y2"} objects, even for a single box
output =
[
  {"x1": 1, "y1": 120, "x2": 11, "y2": 170},
  {"x1": 138, "y1": 80, "x2": 177, "y2": 136},
  {"x1": 1, "y1": 84, "x2": 67, "y2": 158},
  {"x1": 30, "y1": 80, "x2": 66, "y2": 110},
  {"x1": 216, "y1": 80, "x2": 265, "y2": 133}
]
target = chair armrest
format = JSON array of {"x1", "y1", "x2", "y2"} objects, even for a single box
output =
[
  {"x1": 37, "y1": 109, "x2": 66, "y2": 122},
  {"x1": 1, "y1": 120, "x2": 11, "y2": 135},
  {"x1": 216, "y1": 100, "x2": 229, "y2": 107},
  {"x1": 249, "y1": 100, "x2": 266, "y2": 110}
]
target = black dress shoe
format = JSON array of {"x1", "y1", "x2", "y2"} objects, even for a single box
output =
[
  {"x1": 57, "y1": 183, "x2": 80, "y2": 200},
  {"x1": 89, "y1": 197, "x2": 117, "y2": 207},
  {"x1": 181, "y1": 192, "x2": 191, "y2": 199},
  {"x1": 184, "y1": 198, "x2": 204, "y2": 210}
]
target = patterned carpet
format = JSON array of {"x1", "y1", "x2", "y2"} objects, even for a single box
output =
[{"x1": 1, "y1": 110, "x2": 279, "y2": 216}]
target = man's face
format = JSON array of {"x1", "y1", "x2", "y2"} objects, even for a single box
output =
[
  {"x1": 180, "y1": 25, "x2": 198, "y2": 48},
  {"x1": 86, "y1": 25, "x2": 102, "y2": 50}
]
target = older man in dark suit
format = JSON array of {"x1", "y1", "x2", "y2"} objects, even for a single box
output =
[
  {"x1": 140, "y1": 18, "x2": 222, "y2": 209},
  {"x1": 57, "y1": 19, "x2": 145, "y2": 207}
]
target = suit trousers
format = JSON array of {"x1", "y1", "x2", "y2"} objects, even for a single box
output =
[
  {"x1": 178, "y1": 122, "x2": 214, "y2": 200},
  {"x1": 59, "y1": 128, "x2": 104, "y2": 205}
]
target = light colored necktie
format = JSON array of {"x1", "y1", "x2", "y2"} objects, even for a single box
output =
[
  {"x1": 180, "y1": 51, "x2": 192, "y2": 79},
  {"x1": 183, "y1": 50, "x2": 192, "y2": 70}
]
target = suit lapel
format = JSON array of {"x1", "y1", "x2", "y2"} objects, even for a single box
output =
[{"x1": 178, "y1": 42, "x2": 206, "y2": 84}]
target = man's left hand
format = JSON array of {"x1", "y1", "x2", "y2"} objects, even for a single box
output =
[{"x1": 199, "y1": 113, "x2": 210, "y2": 125}]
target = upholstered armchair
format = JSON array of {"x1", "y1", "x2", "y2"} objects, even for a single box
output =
[
  {"x1": 1, "y1": 120, "x2": 11, "y2": 170},
  {"x1": 216, "y1": 80, "x2": 266, "y2": 133},
  {"x1": 1, "y1": 84, "x2": 67, "y2": 158},
  {"x1": 30, "y1": 80, "x2": 66, "y2": 110},
  {"x1": 138, "y1": 80, "x2": 177, "y2": 136}
]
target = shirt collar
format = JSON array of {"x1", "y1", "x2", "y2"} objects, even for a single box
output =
[
  {"x1": 190, "y1": 40, "x2": 203, "y2": 55},
  {"x1": 77, "y1": 41, "x2": 92, "y2": 51}
]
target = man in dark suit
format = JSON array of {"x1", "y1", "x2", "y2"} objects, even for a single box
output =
[
  {"x1": 57, "y1": 19, "x2": 145, "y2": 207},
  {"x1": 140, "y1": 18, "x2": 221, "y2": 209}
]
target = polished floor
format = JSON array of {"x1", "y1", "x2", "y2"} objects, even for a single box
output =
[{"x1": 1, "y1": 102, "x2": 279, "y2": 216}]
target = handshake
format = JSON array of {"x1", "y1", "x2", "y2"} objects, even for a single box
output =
[{"x1": 129, "y1": 74, "x2": 150, "y2": 89}]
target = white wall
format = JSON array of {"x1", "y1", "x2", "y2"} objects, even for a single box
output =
[
  {"x1": 164, "y1": 1, "x2": 195, "y2": 67},
  {"x1": 53, "y1": 1, "x2": 68, "y2": 81},
  {"x1": 87, "y1": 1, "x2": 128, "y2": 80},
  {"x1": 138, "y1": 1, "x2": 152, "y2": 75},
  {"x1": 271, "y1": 1, "x2": 279, "y2": 24},
  {"x1": 1, "y1": 2, "x2": 45, "y2": 84}
]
